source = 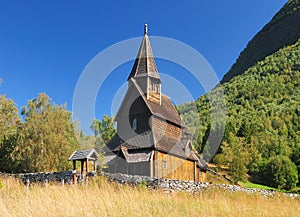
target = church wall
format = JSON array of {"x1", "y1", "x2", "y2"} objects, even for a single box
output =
[
  {"x1": 135, "y1": 77, "x2": 148, "y2": 94},
  {"x1": 198, "y1": 169, "x2": 207, "y2": 182},
  {"x1": 129, "y1": 113, "x2": 151, "y2": 133},
  {"x1": 116, "y1": 84, "x2": 151, "y2": 139},
  {"x1": 154, "y1": 151, "x2": 196, "y2": 181},
  {"x1": 105, "y1": 154, "x2": 151, "y2": 176},
  {"x1": 104, "y1": 154, "x2": 128, "y2": 174},
  {"x1": 151, "y1": 117, "x2": 182, "y2": 140},
  {"x1": 128, "y1": 162, "x2": 151, "y2": 176}
]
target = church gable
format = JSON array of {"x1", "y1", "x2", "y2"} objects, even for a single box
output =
[
  {"x1": 115, "y1": 80, "x2": 149, "y2": 121},
  {"x1": 115, "y1": 80, "x2": 152, "y2": 139}
]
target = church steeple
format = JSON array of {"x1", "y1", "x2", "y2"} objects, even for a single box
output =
[
  {"x1": 127, "y1": 24, "x2": 161, "y2": 82},
  {"x1": 128, "y1": 24, "x2": 162, "y2": 104}
]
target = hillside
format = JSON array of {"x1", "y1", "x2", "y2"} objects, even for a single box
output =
[
  {"x1": 178, "y1": 38, "x2": 300, "y2": 189},
  {"x1": 221, "y1": 0, "x2": 300, "y2": 83}
]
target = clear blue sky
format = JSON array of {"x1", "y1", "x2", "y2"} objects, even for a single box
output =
[{"x1": 0, "y1": 0, "x2": 287, "y2": 133}]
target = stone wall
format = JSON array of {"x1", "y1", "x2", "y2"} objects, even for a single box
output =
[
  {"x1": 1, "y1": 172, "x2": 299, "y2": 199},
  {"x1": 103, "y1": 172, "x2": 209, "y2": 193},
  {"x1": 1, "y1": 171, "x2": 95, "y2": 185},
  {"x1": 17, "y1": 171, "x2": 74, "y2": 185},
  {"x1": 103, "y1": 172, "x2": 299, "y2": 198}
]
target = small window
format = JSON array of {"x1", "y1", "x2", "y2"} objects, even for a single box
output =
[
  {"x1": 154, "y1": 84, "x2": 159, "y2": 93},
  {"x1": 149, "y1": 83, "x2": 154, "y2": 91},
  {"x1": 185, "y1": 142, "x2": 191, "y2": 156},
  {"x1": 133, "y1": 118, "x2": 137, "y2": 131},
  {"x1": 162, "y1": 161, "x2": 167, "y2": 170}
]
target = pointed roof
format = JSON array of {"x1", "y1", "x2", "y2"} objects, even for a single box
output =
[
  {"x1": 127, "y1": 24, "x2": 161, "y2": 82},
  {"x1": 68, "y1": 149, "x2": 99, "y2": 161}
]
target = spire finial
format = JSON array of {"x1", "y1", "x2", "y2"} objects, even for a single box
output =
[{"x1": 144, "y1": 23, "x2": 148, "y2": 35}]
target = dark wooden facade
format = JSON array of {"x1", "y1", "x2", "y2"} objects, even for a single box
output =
[{"x1": 104, "y1": 24, "x2": 208, "y2": 182}]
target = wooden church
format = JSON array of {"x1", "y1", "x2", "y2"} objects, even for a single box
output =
[{"x1": 104, "y1": 24, "x2": 208, "y2": 182}]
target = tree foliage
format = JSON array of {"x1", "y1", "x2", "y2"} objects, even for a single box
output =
[
  {"x1": 0, "y1": 93, "x2": 113, "y2": 173},
  {"x1": 0, "y1": 95, "x2": 20, "y2": 171},
  {"x1": 178, "y1": 39, "x2": 300, "y2": 189},
  {"x1": 261, "y1": 155, "x2": 298, "y2": 190},
  {"x1": 90, "y1": 115, "x2": 116, "y2": 145},
  {"x1": 15, "y1": 93, "x2": 79, "y2": 172},
  {"x1": 0, "y1": 93, "x2": 79, "y2": 173},
  {"x1": 74, "y1": 121, "x2": 106, "y2": 170}
]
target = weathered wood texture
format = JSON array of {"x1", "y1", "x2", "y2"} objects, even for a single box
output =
[
  {"x1": 152, "y1": 117, "x2": 181, "y2": 140},
  {"x1": 154, "y1": 151, "x2": 197, "y2": 181},
  {"x1": 196, "y1": 168, "x2": 207, "y2": 182},
  {"x1": 148, "y1": 92, "x2": 161, "y2": 104},
  {"x1": 199, "y1": 171, "x2": 207, "y2": 182}
]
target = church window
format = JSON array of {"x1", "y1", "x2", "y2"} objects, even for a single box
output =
[
  {"x1": 162, "y1": 160, "x2": 167, "y2": 169},
  {"x1": 133, "y1": 118, "x2": 137, "y2": 131}
]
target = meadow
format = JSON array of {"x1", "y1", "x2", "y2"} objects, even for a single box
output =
[{"x1": 0, "y1": 176, "x2": 299, "y2": 217}]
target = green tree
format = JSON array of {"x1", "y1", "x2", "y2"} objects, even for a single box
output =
[
  {"x1": 0, "y1": 95, "x2": 20, "y2": 172},
  {"x1": 178, "y1": 39, "x2": 300, "y2": 186},
  {"x1": 230, "y1": 155, "x2": 248, "y2": 184},
  {"x1": 14, "y1": 93, "x2": 78, "y2": 172},
  {"x1": 90, "y1": 115, "x2": 116, "y2": 144},
  {"x1": 264, "y1": 155, "x2": 298, "y2": 190},
  {"x1": 0, "y1": 95, "x2": 20, "y2": 142},
  {"x1": 74, "y1": 121, "x2": 97, "y2": 149},
  {"x1": 290, "y1": 143, "x2": 300, "y2": 183},
  {"x1": 73, "y1": 122, "x2": 106, "y2": 171},
  {"x1": 215, "y1": 133, "x2": 253, "y2": 183}
]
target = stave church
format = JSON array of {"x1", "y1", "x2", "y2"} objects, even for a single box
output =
[{"x1": 104, "y1": 24, "x2": 208, "y2": 182}]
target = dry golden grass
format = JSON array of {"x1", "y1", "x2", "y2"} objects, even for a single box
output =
[{"x1": 0, "y1": 176, "x2": 299, "y2": 217}]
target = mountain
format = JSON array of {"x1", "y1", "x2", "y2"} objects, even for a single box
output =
[
  {"x1": 178, "y1": 0, "x2": 300, "y2": 189},
  {"x1": 179, "y1": 38, "x2": 300, "y2": 189},
  {"x1": 221, "y1": 0, "x2": 300, "y2": 83}
]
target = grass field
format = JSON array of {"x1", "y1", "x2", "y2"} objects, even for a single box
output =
[
  {"x1": 0, "y1": 176, "x2": 299, "y2": 217},
  {"x1": 238, "y1": 181, "x2": 277, "y2": 191}
]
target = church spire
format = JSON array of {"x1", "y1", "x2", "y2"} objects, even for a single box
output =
[
  {"x1": 144, "y1": 23, "x2": 148, "y2": 35},
  {"x1": 127, "y1": 24, "x2": 161, "y2": 83}
]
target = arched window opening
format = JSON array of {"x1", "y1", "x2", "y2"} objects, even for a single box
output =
[{"x1": 133, "y1": 118, "x2": 137, "y2": 131}]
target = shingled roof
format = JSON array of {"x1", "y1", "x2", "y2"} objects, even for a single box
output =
[
  {"x1": 127, "y1": 24, "x2": 161, "y2": 82},
  {"x1": 105, "y1": 131, "x2": 198, "y2": 162},
  {"x1": 121, "y1": 147, "x2": 152, "y2": 163},
  {"x1": 68, "y1": 149, "x2": 99, "y2": 161}
]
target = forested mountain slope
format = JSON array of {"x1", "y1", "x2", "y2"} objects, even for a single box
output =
[
  {"x1": 178, "y1": 39, "x2": 300, "y2": 189},
  {"x1": 221, "y1": 0, "x2": 300, "y2": 83}
]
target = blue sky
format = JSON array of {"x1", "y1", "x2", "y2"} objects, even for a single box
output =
[{"x1": 0, "y1": 0, "x2": 287, "y2": 133}]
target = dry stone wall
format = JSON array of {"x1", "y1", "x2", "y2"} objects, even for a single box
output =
[
  {"x1": 103, "y1": 172, "x2": 299, "y2": 198},
  {"x1": 1, "y1": 172, "x2": 299, "y2": 199},
  {"x1": 1, "y1": 171, "x2": 95, "y2": 185}
]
